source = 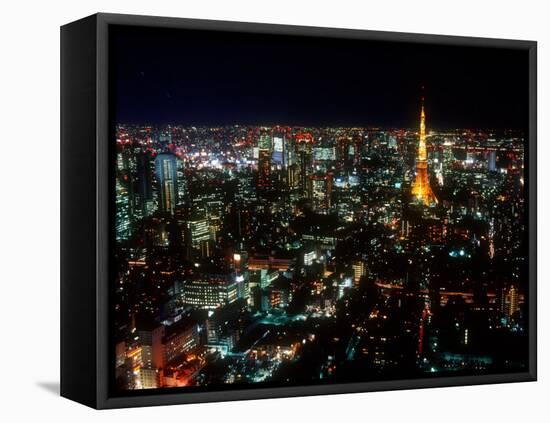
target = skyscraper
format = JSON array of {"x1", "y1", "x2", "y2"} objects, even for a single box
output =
[
  {"x1": 505, "y1": 285, "x2": 519, "y2": 318},
  {"x1": 411, "y1": 99, "x2": 437, "y2": 205},
  {"x1": 136, "y1": 151, "x2": 155, "y2": 217},
  {"x1": 295, "y1": 133, "x2": 314, "y2": 198},
  {"x1": 272, "y1": 131, "x2": 286, "y2": 167},
  {"x1": 352, "y1": 260, "x2": 367, "y2": 285},
  {"x1": 155, "y1": 153, "x2": 178, "y2": 215},
  {"x1": 488, "y1": 150, "x2": 497, "y2": 172},
  {"x1": 336, "y1": 137, "x2": 351, "y2": 170},
  {"x1": 310, "y1": 172, "x2": 333, "y2": 211},
  {"x1": 257, "y1": 130, "x2": 272, "y2": 192},
  {"x1": 115, "y1": 177, "x2": 131, "y2": 241}
]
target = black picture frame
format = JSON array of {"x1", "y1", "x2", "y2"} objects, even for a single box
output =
[{"x1": 61, "y1": 12, "x2": 537, "y2": 409}]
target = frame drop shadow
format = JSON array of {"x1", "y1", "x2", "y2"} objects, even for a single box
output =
[{"x1": 36, "y1": 381, "x2": 60, "y2": 396}]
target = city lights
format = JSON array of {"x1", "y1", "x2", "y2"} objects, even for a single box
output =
[
  {"x1": 109, "y1": 25, "x2": 529, "y2": 394},
  {"x1": 113, "y1": 114, "x2": 527, "y2": 391}
]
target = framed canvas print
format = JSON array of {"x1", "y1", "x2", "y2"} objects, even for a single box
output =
[{"x1": 60, "y1": 13, "x2": 537, "y2": 409}]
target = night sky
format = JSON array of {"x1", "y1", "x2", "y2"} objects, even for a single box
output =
[{"x1": 110, "y1": 25, "x2": 529, "y2": 130}]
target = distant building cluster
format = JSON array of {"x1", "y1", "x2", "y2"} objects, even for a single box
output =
[{"x1": 113, "y1": 104, "x2": 528, "y2": 391}]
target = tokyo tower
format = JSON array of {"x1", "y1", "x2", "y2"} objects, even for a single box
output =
[{"x1": 411, "y1": 98, "x2": 437, "y2": 205}]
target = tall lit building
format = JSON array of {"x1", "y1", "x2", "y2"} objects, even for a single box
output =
[
  {"x1": 352, "y1": 260, "x2": 367, "y2": 285},
  {"x1": 136, "y1": 323, "x2": 166, "y2": 370},
  {"x1": 336, "y1": 137, "x2": 352, "y2": 170},
  {"x1": 488, "y1": 150, "x2": 497, "y2": 172},
  {"x1": 155, "y1": 153, "x2": 178, "y2": 215},
  {"x1": 504, "y1": 285, "x2": 520, "y2": 318},
  {"x1": 310, "y1": 172, "x2": 333, "y2": 211},
  {"x1": 115, "y1": 149, "x2": 135, "y2": 241},
  {"x1": 295, "y1": 133, "x2": 314, "y2": 198},
  {"x1": 164, "y1": 321, "x2": 201, "y2": 364},
  {"x1": 272, "y1": 131, "x2": 286, "y2": 167},
  {"x1": 136, "y1": 151, "x2": 155, "y2": 217},
  {"x1": 352, "y1": 133, "x2": 363, "y2": 165},
  {"x1": 115, "y1": 177, "x2": 131, "y2": 241},
  {"x1": 411, "y1": 99, "x2": 437, "y2": 205},
  {"x1": 184, "y1": 217, "x2": 212, "y2": 248},
  {"x1": 257, "y1": 130, "x2": 272, "y2": 191}
]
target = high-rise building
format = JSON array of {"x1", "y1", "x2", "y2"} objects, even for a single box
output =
[
  {"x1": 411, "y1": 99, "x2": 437, "y2": 205},
  {"x1": 295, "y1": 133, "x2": 314, "y2": 198},
  {"x1": 115, "y1": 177, "x2": 131, "y2": 241},
  {"x1": 352, "y1": 260, "x2": 367, "y2": 285},
  {"x1": 137, "y1": 324, "x2": 166, "y2": 370},
  {"x1": 388, "y1": 135, "x2": 398, "y2": 150},
  {"x1": 164, "y1": 320, "x2": 200, "y2": 364},
  {"x1": 503, "y1": 285, "x2": 520, "y2": 318},
  {"x1": 184, "y1": 217, "x2": 212, "y2": 248},
  {"x1": 488, "y1": 150, "x2": 497, "y2": 172},
  {"x1": 337, "y1": 137, "x2": 346, "y2": 168},
  {"x1": 138, "y1": 368, "x2": 159, "y2": 389},
  {"x1": 236, "y1": 169, "x2": 257, "y2": 204},
  {"x1": 272, "y1": 131, "x2": 286, "y2": 167},
  {"x1": 257, "y1": 130, "x2": 272, "y2": 192},
  {"x1": 155, "y1": 153, "x2": 178, "y2": 215},
  {"x1": 115, "y1": 149, "x2": 137, "y2": 241},
  {"x1": 136, "y1": 151, "x2": 153, "y2": 204},
  {"x1": 176, "y1": 158, "x2": 188, "y2": 204},
  {"x1": 310, "y1": 172, "x2": 333, "y2": 211},
  {"x1": 352, "y1": 133, "x2": 363, "y2": 166}
]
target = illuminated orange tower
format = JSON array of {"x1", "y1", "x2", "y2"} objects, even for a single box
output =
[{"x1": 411, "y1": 98, "x2": 437, "y2": 205}]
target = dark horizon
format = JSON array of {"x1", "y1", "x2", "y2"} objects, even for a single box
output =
[{"x1": 111, "y1": 25, "x2": 529, "y2": 130}]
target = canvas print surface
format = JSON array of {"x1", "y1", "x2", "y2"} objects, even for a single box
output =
[{"x1": 110, "y1": 25, "x2": 529, "y2": 393}]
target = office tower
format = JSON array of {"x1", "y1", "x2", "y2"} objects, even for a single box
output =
[
  {"x1": 411, "y1": 99, "x2": 437, "y2": 205},
  {"x1": 176, "y1": 158, "x2": 188, "y2": 205},
  {"x1": 504, "y1": 285, "x2": 520, "y2": 318},
  {"x1": 184, "y1": 217, "x2": 212, "y2": 248},
  {"x1": 388, "y1": 135, "x2": 398, "y2": 149},
  {"x1": 200, "y1": 239, "x2": 213, "y2": 258},
  {"x1": 295, "y1": 133, "x2": 314, "y2": 198},
  {"x1": 352, "y1": 260, "x2": 367, "y2": 285},
  {"x1": 155, "y1": 153, "x2": 178, "y2": 215},
  {"x1": 336, "y1": 137, "x2": 352, "y2": 170},
  {"x1": 115, "y1": 149, "x2": 137, "y2": 241},
  {"x1": 310, "y1": 172, "x2": 333, "y2": 211},
  {"x1": 488, "y1": 150, "x2": 497, "y2": 172},
  {"x1": 352, "y1": 133, "x2": 363, "y2": 166},
  {"x1": 163, "y1": 320, "x2": 201, "y2": 364},
  {"x1": 136, "y1": 151, "x2": 155, "y2": 217},
  {"x1": 183, "y1": 273, "x2": 241, "y2": 309},
  {"x1": 257, "y1": 130, "x2": 272, "y2": 191},
  {"x1": 137, "y1": 324, "x2": 166, "y2": 370},
  {"x1": 287, "y1": 163, "x2": 300, "y2": 190},
  {"x1": 272, "y1": 131, "x2": 286, "y2": 167},
  {"x1": 236, "y1": 169, "x2": 257, "y2": 204},
  {"x1": 115, "y1": 177, "x2": 131, "y2": 241}
]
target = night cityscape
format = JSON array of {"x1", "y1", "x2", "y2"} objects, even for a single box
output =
[{"x1": 111, "y1": 28, "x2": 529, "y2": 392}]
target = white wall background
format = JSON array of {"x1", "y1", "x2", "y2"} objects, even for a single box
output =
[{"x1": 0, "y1": 0, "x2": 547, "y2": 420}]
